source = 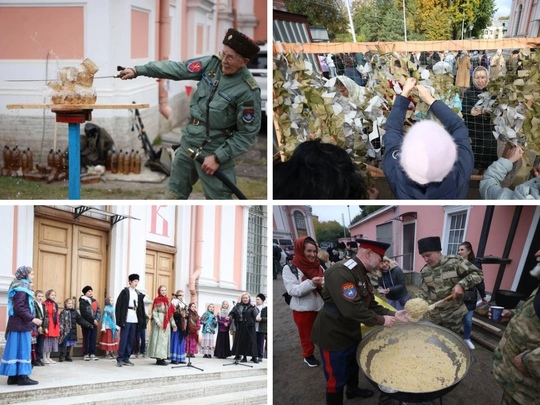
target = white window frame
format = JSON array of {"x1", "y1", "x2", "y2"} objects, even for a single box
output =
[{"x1": 441, "y1": 205, "x2": 472, "y2": 255}]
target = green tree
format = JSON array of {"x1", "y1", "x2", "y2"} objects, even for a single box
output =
[
  {"x1": 353, "y1": 0, "x2": 406, "y2": 42},
  {"x1": 283, "y1": 0, "x2": 349, "y2": 38},
  {"x1": 314, "y1": 218, "x2": 349, "y2": 243}
]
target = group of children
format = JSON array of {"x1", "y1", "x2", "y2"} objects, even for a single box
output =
[
  {"x1": 30, "y1": 286, "x2": 268, "y2": 366},
  {"x1": 31, "y1": 287, "x2": 121, "y2": 366}
]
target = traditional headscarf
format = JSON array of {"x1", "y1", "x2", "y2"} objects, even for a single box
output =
[
  {"x1": 152, "y1": 286, "x2": 175, "y2": 331},
  {"x1": 335, "y1": 75, "x2": 365, "y2": 107},
  {"x1": 472, "y1": 66, "x2": 490, "y2": 90},
  {"x1": 102, "y1": 297, "x2": 117, "y2": 339},
  {"x1": 7, "y1": 265, "x2": 35, "y2": 317},
  {"x1": 188, "y1": 303, "x2": 199, "y2": 335},
  {"x1": 291, "y1": 236, "x2": 324, "y2": 281}
]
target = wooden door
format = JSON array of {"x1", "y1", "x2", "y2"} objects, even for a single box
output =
[
  {"x1": 145, "y1": 248, "x2": 174, "y2": 300},
  {"x1": 33, "y1": 217, "x2": 108, "y2": 310}
]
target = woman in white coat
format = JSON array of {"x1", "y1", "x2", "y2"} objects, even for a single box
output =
[{"x1": 282, "y1": 236, "x2": 324, "y2": 367}]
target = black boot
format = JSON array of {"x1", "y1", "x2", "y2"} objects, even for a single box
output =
[
  {"x1": 326, "y1": 391, "x2": 343, "y2": 405},
  {"x1": 240, "y1": 356, "x2": 247, "y2": 363},
  {"x1": 17, "y1": 376, "x2": 38, "y2": 386},
  {"x1": 345, "y1": 387, "x2": 374, "y2": 399},
  {"x1": 251, "y1": 357, "x2": 259, "y2": 363},
  {"x1": 7, "y1": 376, "x2": 18, "y2": 385}
]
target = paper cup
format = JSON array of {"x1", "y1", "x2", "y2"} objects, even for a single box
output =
[{"x1": 491, "y1": 306, "x2": 504, "y2": 322}]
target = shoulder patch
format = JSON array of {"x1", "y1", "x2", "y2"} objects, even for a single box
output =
[
  {"x1": 242, "y1": 108, "x2": 255, "y2": 124},
  {"x1": 244, "y1": 77, "x2": 259, "y2": 90},
  {"x1": 344, "y1": 259, "x2": 357, "y2": 269},
  {"x1": 187, "y1": 61, "x2": 202, "y2": 73},
  {"x1": 342, "y1": 283, "x2": 358, "y2": 300}
]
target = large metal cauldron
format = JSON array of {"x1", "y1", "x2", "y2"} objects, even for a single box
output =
[{"x1": 357, "y1": 322, "x2": 471, "y2": 402}]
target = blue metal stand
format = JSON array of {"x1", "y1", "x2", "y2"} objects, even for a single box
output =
[
  {"x1": 68, "y1": 123, "x2": 81, "y2": 199},
  {"x1": 53, "y1": 108, "x2": 92, "y2": 200}
]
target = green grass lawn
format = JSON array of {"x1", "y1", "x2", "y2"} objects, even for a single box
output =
[{"x1": 0, "y1": 175, "x2": 267, "y2": 200}]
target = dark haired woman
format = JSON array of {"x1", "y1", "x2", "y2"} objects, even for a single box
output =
[
  {"x1": 282, "y1": 236, "x2": 324, "y2": 367},
  {"x1": 274, "y1": 139, "x2": 372, "y2": 199},
  {"x1": 458, "y1": 241, "x2": 487, "y2": 350}
]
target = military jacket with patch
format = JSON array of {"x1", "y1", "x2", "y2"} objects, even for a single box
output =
[
  {"x1": 492, "y1": 287, "x2": 540, "y2": 405},
  {"x1": 311, "y1": 257, "x2": 394, "y2": 351},
  {"x1": 135, "y1": 55, "x2": 261, "y2": 164},
  {"x1": 417, "y1": 255, "x2": 483, "y2": 322}
]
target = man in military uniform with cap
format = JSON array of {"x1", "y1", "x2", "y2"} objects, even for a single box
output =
[
  {"x1": 311, "y1": 239, "x2": 406, "y2": 405},
  {"x1": 416, "y1": 236, "x2": 483, "y2": 335},
  {"x1": 119, "y1": 28, "x2": 261, "y2": 199},
  {"x1": 492, "y1": 249, "x2": 540, "y2": 405}
]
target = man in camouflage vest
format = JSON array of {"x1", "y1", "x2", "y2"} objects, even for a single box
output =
[
  {"x1": 119, "y1": 28, "x2": 261, "y2": 199},
  {"x1": 492, "y1": 249, "x2": 540, "y2": 405},
  {"x1": 416, "y1": 236, "x2": 483, "y2": 335}
]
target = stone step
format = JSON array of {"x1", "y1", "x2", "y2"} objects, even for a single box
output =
[
  {"x1": 0, "y1": 369, "x2": 267, "y2": 405},
  {"x1": 166, "y1": 388, "x2": 268, "y2": 405}
]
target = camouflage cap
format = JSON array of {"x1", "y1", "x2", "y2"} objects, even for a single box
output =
[{"x1": 222, "y1": 28, "x2": 260, "y2": 60}]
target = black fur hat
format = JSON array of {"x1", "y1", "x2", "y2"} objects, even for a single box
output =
[
  {"x1": 222, "y1": 28, "x2": 260, "y2": 60},
  {"x1": 418, "y1": 237, "x2": 442, "y2": 254}
]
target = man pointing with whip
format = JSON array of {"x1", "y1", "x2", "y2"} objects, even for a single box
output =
[{"x1": 119, "y1": 28, "x2": 261, "y2": 199}]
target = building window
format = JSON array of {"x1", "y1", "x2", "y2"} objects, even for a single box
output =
[
  {"x1": 294, "y1": 211, "x2": 307, "y2": 238},
  {"x1": 246, "y1": 206, "x2": 267, "y2": 295},
  {"x1": 442, "y1": 206, "x2": 470, "y2": 255}
]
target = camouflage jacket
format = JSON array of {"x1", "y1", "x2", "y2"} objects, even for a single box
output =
[
  {"x1": 493, "y1": 287, "x2": 540, "y2": 405},
  {"x1": 417, "y1": 255, "x2": 483, "y2": 321},
  {"x1": 135, "y1": 55, "x2": 261, "y2": 165}
]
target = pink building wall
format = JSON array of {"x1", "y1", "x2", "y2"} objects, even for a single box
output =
[
  {"x1": 0, "y1": 6, "x2": 84, "y2": 59},
  {"x1": 349, "y1": 205, "x2": 538, "y2": 294}
]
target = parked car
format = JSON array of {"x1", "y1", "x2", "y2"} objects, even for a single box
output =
[{"x1": 247, "y1": 43, "x2": 267, "y2": 116}]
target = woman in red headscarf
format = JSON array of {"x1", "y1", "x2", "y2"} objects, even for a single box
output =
[
  {"x1": 282, "y1": 236, "x2": 325, "y2": 367},
  {"x1": 147, "y1": 285, "x2": 176, "y2": 365}
]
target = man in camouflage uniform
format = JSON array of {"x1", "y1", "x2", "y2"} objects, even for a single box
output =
[
  {"x1": 311, "y1": 239, "x2": 406, "y2": 405},
  {"x1": 120, "y1": 28, "x2": 261, "y2": 199},
  {"x1": 416, "y1": 236, "x2": 483, "y2": 335},
  {"x1": 492, "y1": 249, "x2": 540, "y2": 405}
]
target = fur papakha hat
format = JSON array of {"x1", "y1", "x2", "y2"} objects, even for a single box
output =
[
  {"x1": 418, "y1": 236, "x2": 442, "y2": 254},
  {"x1": 222, "y1": 28, "x2": 260, "y2": 60},
  {"x1": 400, "y1": 120, "x2": 457, "y2": 185}
]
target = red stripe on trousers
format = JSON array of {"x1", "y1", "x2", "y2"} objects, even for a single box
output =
[{"x1": 322, "y1": 349, "x2": 337, "y2": 393}]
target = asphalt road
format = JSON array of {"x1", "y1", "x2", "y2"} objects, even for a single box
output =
[{"x1": 272, "y1": 275, "x2": 504, "y2": 405}]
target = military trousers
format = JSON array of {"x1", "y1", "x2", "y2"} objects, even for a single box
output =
[
  {"x1": 320, "y1": 343, "x2": 359, "y2": 394},
  {"x1": 168, "y1": 142, "x2": 236, "y2": 200}
]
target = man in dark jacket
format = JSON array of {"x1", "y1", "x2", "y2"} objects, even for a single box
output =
[
  {"x1": 115, "y1": 274, "x2": 146, "y2": 367},
  {"x1": 382, "y1": 77, "x2": 473, "y2": 199},
  {"x1": 311, "y1": 239, "x2": 406, "y2": 405}
]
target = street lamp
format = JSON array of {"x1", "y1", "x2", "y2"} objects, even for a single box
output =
[
  {"x1": 402, "y1": 0, "x2": 408, "y2": 42},
  {"x1": 469, "y1": 24, "x2": 474, "y2": 39},
  {"x1": 344, "y1": 0, "x2": 357, "y2": 43}
]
